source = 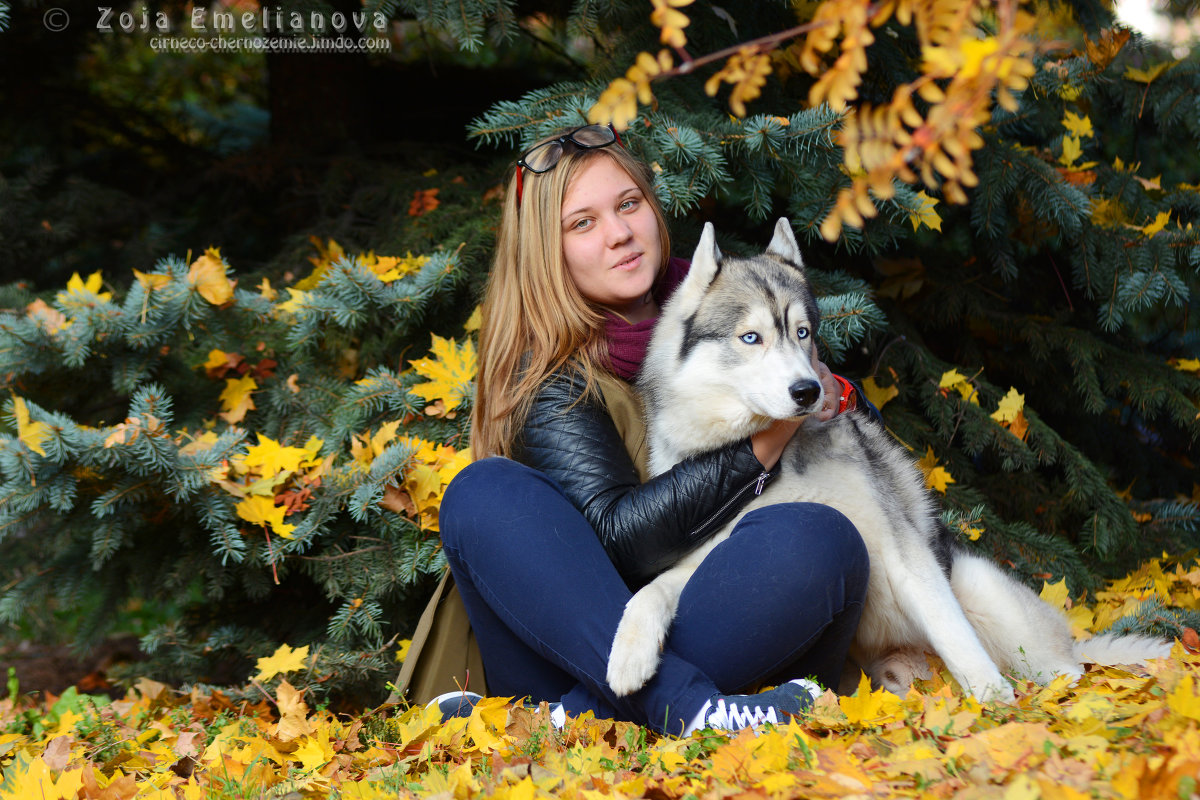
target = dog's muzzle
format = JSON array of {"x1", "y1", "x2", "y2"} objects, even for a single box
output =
[{"x1": 789, "y1": 379, "x2": 822, "y2": 412}]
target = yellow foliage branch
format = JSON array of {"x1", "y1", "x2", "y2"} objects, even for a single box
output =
[{"x1": 588, "y1": 0, "x2": 1048, "y2": 242}]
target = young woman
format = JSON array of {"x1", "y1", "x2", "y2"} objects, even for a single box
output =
[{"x1": 433, "y1": 124, "x2": 870, "y2": 735}]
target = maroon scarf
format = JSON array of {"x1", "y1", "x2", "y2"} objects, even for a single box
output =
[{"x1": 604, "y1": 257, "x2": 690, "y2": 381}]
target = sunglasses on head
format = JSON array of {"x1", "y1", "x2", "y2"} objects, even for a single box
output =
[{"x1": 515, "y1": 124, "x2": 623, "y2": 207}]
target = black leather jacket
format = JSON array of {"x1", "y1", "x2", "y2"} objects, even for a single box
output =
[{"x1": 510, "y1": 368, "x2": 772, "y2": 587}]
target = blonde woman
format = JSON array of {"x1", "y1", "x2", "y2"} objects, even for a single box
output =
[{"x1": 434, "y1": 124, "x2": 870, "y2": 735}]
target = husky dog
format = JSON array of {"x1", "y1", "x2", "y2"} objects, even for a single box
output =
[{"x1": 605, "y1": 219, "x2": 1171, "y2": 701}]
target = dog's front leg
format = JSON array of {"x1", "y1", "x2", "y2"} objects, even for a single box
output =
[
  {"x1": 607, "y1": 562, "x2": 695, "y2": 696},
  {"x1": 894, "y1": 561, "x2": 1015, "y2": 703},
  {"x1": 919, "y1": 590, "x2": 1014, "y2": 702}
]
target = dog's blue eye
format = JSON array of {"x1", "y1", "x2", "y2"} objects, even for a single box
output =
[
  {"x1": 739, "y1": 332, "x2": 761, "y2": 345},
  {"x1": 797, "y1": 327, "x2": 810, "y2": 340}
]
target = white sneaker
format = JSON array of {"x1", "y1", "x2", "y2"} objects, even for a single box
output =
[{"x1": 426, "y1": 690, "x2": 483, "y2": 719}]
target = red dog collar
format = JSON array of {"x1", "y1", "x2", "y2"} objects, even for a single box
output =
[{"x1": 833, "y1": 374, "x2": 857, "y2": 415}]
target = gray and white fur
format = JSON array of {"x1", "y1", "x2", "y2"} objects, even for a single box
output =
[{"x1": 605, "y1": 218, "x2": 1171, "y2": 701}]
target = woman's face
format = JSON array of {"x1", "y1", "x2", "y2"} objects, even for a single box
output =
[{"x1": 560, "y1": 156, "x2": 663, "y2": 322}]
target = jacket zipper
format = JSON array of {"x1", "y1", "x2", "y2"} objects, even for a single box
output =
[{"x1": 690, "y1": 470, "x2": 772, "y2": 539}]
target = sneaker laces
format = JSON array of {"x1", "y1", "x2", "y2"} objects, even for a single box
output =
[
  {"x1": 705, "y1": 697, "x2": 779, "y2": 729},
  {"x1": 696, "y1": 678, "x2": 822, "y2": 734}
]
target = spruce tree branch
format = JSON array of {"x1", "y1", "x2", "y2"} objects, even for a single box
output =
[
  {"x1": 517, "y1": 20, "x2": 587, "y2": 70},
  {"x1": 298, "y1": 546, "x2": 387, "y2": 562}
]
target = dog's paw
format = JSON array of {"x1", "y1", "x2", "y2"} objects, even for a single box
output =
[
  {"x1": 606, "y1": 633, "x2": 662, "y2": 696},
  {"x1": 606, "y1": 610, "x2": 666, "y2": 696}
]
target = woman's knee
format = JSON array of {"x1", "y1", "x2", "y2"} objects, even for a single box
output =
[
  {"x1": 740, "y1": 503, "x2": 869, "y2": 585},
  {"x1": 440, "y1": 457, "x2": 542, "y2": 550}
]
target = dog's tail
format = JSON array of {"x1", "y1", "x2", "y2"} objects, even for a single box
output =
[{"x1": 1074, "y1": 632, "x2": 1173, "y2": 666}]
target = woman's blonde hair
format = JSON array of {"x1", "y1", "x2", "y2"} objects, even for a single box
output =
[{"x1": 471, "y1": 134, "x2": 671, "y2": 458}]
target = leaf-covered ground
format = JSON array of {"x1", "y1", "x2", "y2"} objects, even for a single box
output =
[{"x1": 3, "y1": 559, "x2": 1200, "y2": 799}]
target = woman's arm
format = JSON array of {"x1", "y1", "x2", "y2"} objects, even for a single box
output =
[{"x1": 511, "y1": 370, "x2": 771, "y2": 585}]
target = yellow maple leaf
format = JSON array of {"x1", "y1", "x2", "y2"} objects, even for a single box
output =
[
  {"x1": 1061, "y1": 111, "x2": 1093, "y2": 139},
  {"x1": 0, "y1": 754, "x2": 73, "y2": 799},
  {"x1": 257, "y1": 277, "x2": 277, "y2": 301},
  {"x1": 11, "y1": 396, "x2": 51, "y2": 457},
  {"x1": 256, "y1": 644, "x2": 311, "y2": 682},
  {"x1": 1173, "y1": 358, "x2": 1200, "y2": 373},
  {"x1": 203, "y1": 349, "x2": 230, "y2": 373},
  {"x1": 991, "y1": 387, "x2": 1025, "y2": 424},
  {"x1": 466, "y1": 695, "x2": 512, "y2": 753},
  {"x1": 293, "y1": 734, "x2": 334, "y2": 772},
  {"x1": 406, "y1": 463, "x2": 443, "y2": 508},
  {"x1": 840, "y1": 672, "x2": 902, "y2": 724},
  {"x1": 938, "y1": 369, "x2": 979, "y2": 404},
  {"x1": 421, "y1": 761, "x2": 479, "y2": 796},
  {"x1": 939, "y1": 368, "x2": 968, "y2": 389},
  {"x1": 219, "y1": 375, "x2": 257, "y2": 423},
  {"x1": 1040, "y1": 578, "x2": 1070, "y2": 610},
  {"x1": 917, "y1": 446, "x2": 955, "y2": 493},
  {"x1": 1166, "y1": 673, "x2": 1200, "y2": 721},
  {"x1": 276, "y1": 288, "x2": 310, "y2": 316},
  {"x1": 991, "y1": 387, "x2": 1029, "y2": 440},
  {"x1": 365, "y1": 251, "x2": 429, "y2": 283},
  {"x1": 1139, "y1": 211, "x2": 1171, "y2": 237},
  {"x1": 908, "y1": 191, "x2": 943, "y2": 232},
  {"x1": 69, "y1": 270, "x2": 112, "y2": 299},
  {"x1": 954, "y1": 517, "x2": 984, "y2": 542},
  {"x1": 463, "y1": 306, "x2": 482, "y2": 333},
  {"x1": 188, "y1": 248, "x2": 235, "y2": 306},
  {"x1": 133, "y1": 269, "x2": 171, "y2": 290},
  {"x1": 370, "y1": 420, "x2": 402, "y2": 457},
  {"x1": 351, "y1": 421, "x2": 402, "y2": 467},
  {"x1": 1124, "y1": 61, "x2": 1176, "y2": 84},
  {"x1": 1091, "y1": 196, "x2": 1130, "y2": 228},
  {"x1": 861, "y1": 377, "x2": 899, "y2": 410},
  {"x1": 1060, "y1": 134, "x2": 1083, "y2": 168},
  {"x1": 409, "y1": 335, "x2": 477, "y2": 412},
  {"x1": 236, "y1": 494, "x2": 296, "y2": 538},
  {"x1": 243, "y1": 434, "x2": 312, "y2": 478}
]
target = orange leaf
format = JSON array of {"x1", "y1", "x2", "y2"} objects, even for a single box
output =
[
  {"x1": 1084, "y1": 28, "x2": 1130, "y2": 70},
  {"x1": 408, "y1": 188, "x2": 440, "y2": 217}
]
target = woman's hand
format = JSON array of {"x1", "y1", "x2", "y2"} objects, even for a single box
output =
[
  {"x1": 811, "y1": 356, "x2": 842, "y2": 422},
  {"x1": 749, "y1": 356, "x2": 840, "y2": 468}
]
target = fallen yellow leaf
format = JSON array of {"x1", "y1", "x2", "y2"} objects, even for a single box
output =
[
  {"x1": 861, "y1": 377, "x2": 899, "y2": 409},
  {"x1": 12, "y1": 395, "x2": 51, "y2": 457},
  {"x1": 410, "y1": 335, "x2": 477, "y2": 412},
  {"x1": 188, "y1": 248, "x2": 235, "y2": 306},
  {"x1": 236, "y1": 495, "x2": 296, "y2": 539},
  {"x1": 219, "y1": 375, "x2": 257, "y2": 424}
]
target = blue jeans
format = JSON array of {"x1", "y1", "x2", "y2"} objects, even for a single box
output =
[{"x1": 439, "y1": 457, "x2": 869, "y2": 734}]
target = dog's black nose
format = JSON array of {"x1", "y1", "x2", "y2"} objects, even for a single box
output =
[{"x1": 789, "y1": 379, "x2": 821, "y2": 409}]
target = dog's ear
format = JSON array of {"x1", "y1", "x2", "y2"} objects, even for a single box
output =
[
  {"x1": 664, "y1": 222, "x2": 723, "y2": 317},
  {"x1": 686, "y1": 221, "x2": 722, "y2": 289},
  {"x1": 766, "y1": 218, "x2": 804, "y2": 271}
]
